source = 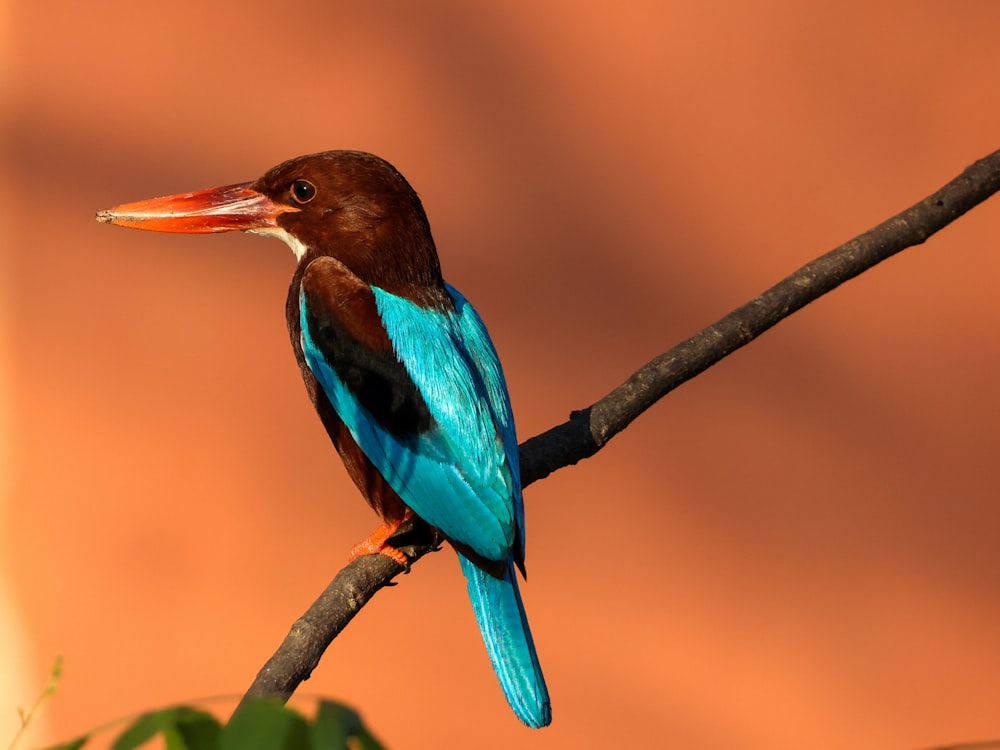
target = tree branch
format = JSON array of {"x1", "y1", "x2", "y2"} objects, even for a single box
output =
[{"x1": 242, "y1": 148, "x2": 1000, "y2": 705}]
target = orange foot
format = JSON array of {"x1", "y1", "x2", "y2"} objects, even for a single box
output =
[{"x1": 349, "y1": 510, "x2": 414, "y2": 568}]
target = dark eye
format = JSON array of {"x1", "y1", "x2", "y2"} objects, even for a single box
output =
[{"x1": 290, "y1": 179, "x2": 316, "y2": 204}]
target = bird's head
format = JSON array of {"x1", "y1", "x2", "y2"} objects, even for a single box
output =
[{"x1": 97, "y1": 150, "x2": 443, "y2": 293}]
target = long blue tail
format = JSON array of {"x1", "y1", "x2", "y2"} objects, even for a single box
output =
[{"x1": 457, "y1": 554, "x2": 551, "y2": 727}]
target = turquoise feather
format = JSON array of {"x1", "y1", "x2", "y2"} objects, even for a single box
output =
[{"x1": 299, "y1": 282, "x2": 550, "y2": 727}]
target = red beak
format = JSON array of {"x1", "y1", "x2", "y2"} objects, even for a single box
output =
[{"x1": 96, "y1": 182, "x2": 297, "y2": 234}]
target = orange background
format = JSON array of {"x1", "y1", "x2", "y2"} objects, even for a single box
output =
[{"x1": 3, "y1": 2, "x2": 1000, "y2": 748}]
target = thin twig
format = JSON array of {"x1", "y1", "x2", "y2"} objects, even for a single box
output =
[{"x1": 242, "y1": 148, "x2": 1000, "y2": 705}]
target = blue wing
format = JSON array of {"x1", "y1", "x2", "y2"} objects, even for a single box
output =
[
  {"x1": 298, "y1": 257, "x2": 549, "y2": 726},
  {"x1": 298, "y1": 258, "x2": 522, "y2": 563}
]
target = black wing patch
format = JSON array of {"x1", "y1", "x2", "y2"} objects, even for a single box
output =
[{"x1": 300, "y1": 257, "x2": 433, "y2": 437}]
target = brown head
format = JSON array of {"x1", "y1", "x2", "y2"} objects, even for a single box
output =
[{"x1": 97, "y1": 150, "x2": 445, "y2": 297}]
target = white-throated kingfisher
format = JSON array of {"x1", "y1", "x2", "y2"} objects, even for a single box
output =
[{"x1": 96, "y1": 151, "x2": 551, "y2": 728}]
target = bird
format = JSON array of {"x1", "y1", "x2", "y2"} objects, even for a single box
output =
[{"x1": 96, "y1": 150, "x2": 551, "y2": 728}]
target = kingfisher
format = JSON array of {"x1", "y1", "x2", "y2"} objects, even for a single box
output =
[{"x1": 96, "y1": 150, "x2": 551, "y2": 728}]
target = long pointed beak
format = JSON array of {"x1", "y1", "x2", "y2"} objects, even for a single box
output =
[{"x1": 96, "y1": 182, "x2": 297, "y2": 234}]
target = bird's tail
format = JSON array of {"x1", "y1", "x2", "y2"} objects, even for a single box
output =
[{"x1": 457, "y1": 554, "x2": 551, "y2": 728}]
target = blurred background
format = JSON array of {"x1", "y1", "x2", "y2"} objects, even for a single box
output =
[{"x1": 3, "y1": 1, "x2": 1000, "y2": 748}]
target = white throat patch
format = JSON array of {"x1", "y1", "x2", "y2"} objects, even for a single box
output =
[{"x1": 248, "y1": 226, "x2": 311, "y2": 262}]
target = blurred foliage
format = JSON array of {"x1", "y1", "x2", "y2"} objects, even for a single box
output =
[
  {"x1": 9, "y1": 656, "x2": 63, "y2": 750},
  {"x1": 36, "y1": 700, "x2": 385, "y2": 750}
]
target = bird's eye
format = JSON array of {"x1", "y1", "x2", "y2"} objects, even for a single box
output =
[{"x1": 290, "y1": 179, "x2": 316, "y2": 204}]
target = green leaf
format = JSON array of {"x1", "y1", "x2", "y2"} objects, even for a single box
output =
[
  {"x1": 109, "y1": 711, "x2": 160, "y2": 750},
  {"x1": 310, "y1": 702, "x2": 349, "y2": 750},
  {"x1": 220, "y1": 701, "x2": 311, "y2": 750},
  {"x1": 168, "y1": 708, "x2": 222, "y2": 750},
  {"x1": 34, "y1": 735, "x2": 90, "y2": 750},
  {"x1": 349, "y1": 727, "x2": 387, "y2": 750},
  {"x1": 33, "y1": 699, "x2": 385, "y2": 750},
  {"x1": 109, "y1": 706, "x2": 220, "y2": 750},
  {"x1": 313, "y1": 702, "x2": 386, "y2": 750}
]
